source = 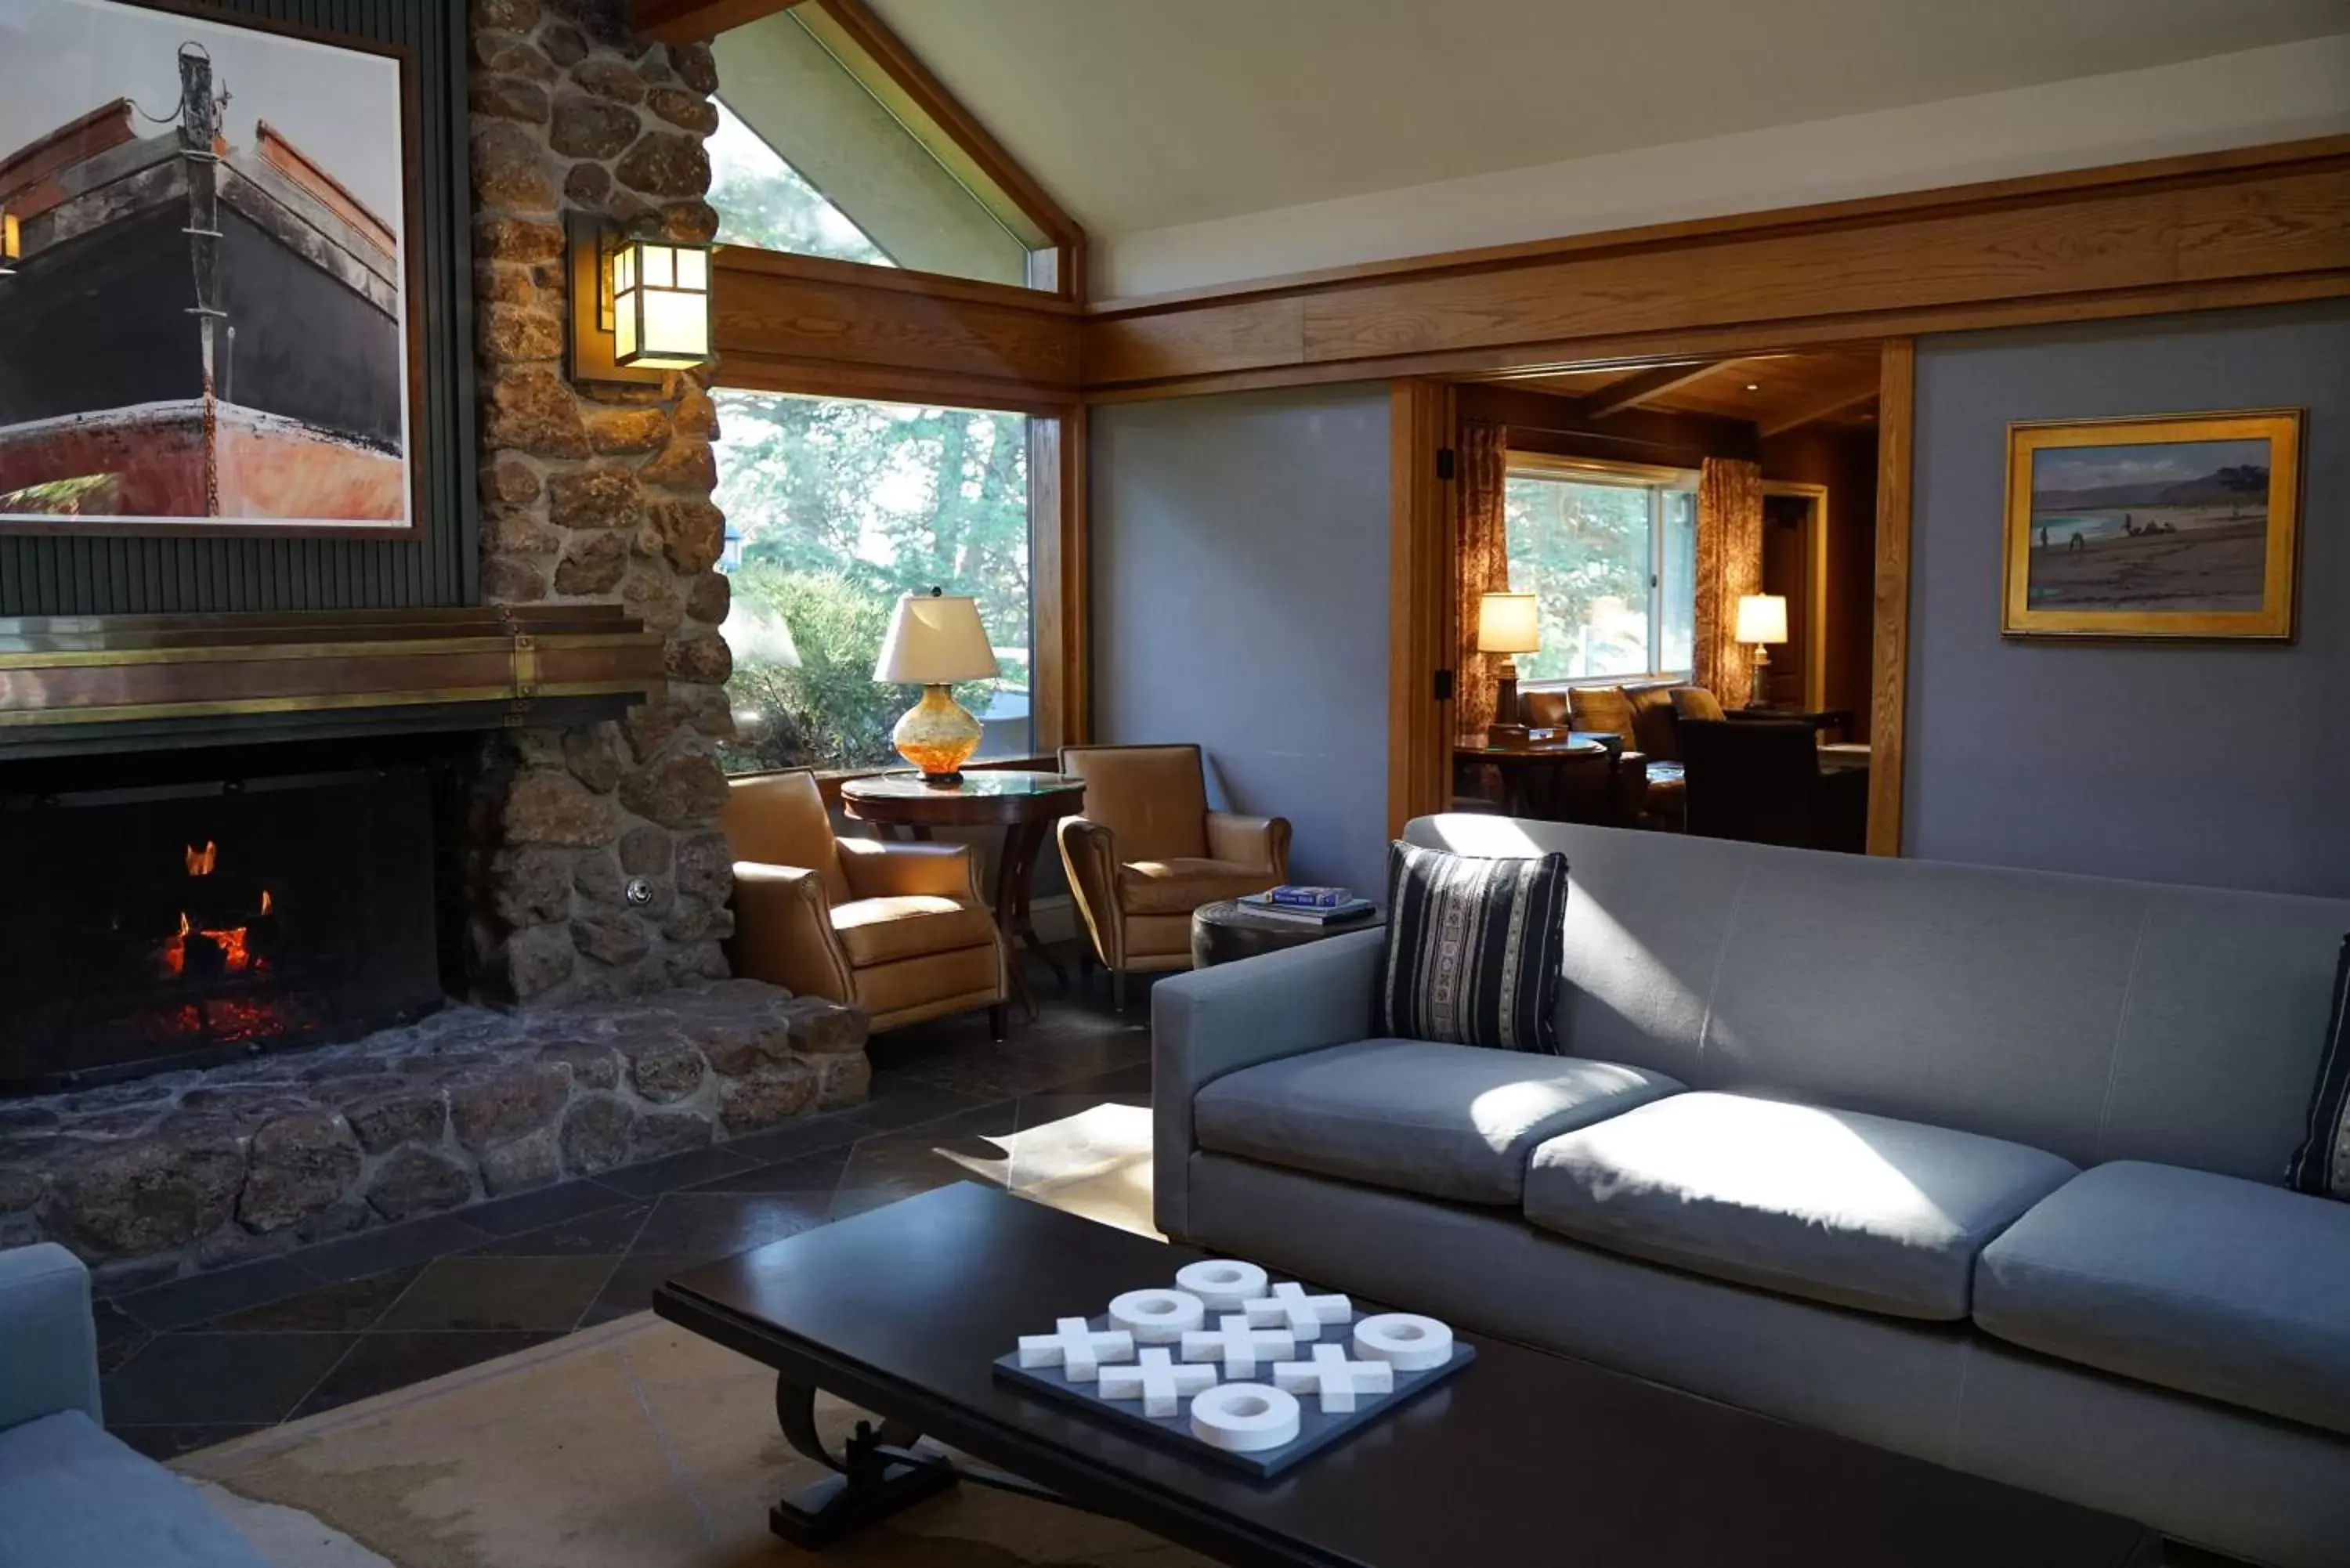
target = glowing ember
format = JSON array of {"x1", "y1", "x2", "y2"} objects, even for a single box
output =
[{"x1": 186, "y1": 840, "x2": 218, "y2": 876}]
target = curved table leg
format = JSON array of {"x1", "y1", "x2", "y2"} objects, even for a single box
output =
[
  {"x1": 992, "y1": 818, "x2": 1063, "y2": 1020},
  {"x1": 768, "y1": 1374, "x2": 956, "y2": 1547}
]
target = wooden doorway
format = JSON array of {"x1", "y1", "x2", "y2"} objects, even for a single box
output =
[{"x1": 1762, "y1": 481, "x2": 1829, "y2": 711}]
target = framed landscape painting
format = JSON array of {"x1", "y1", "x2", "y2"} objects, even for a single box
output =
[
  {"x1": 0, "y1": 0, "x2": 419, "y2": 536},
  {"x1": 2003, "y1": 410, "x2": 2304, "y2": 641}
]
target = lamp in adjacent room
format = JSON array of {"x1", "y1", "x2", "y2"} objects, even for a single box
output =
[
  {"x1": 874, "y1": 587, "x2": 1000, "y2": 785},
  {"x1": 1477, "y1": 591, "x2": 1541, "y2": 745},
  {"x1": 1734, "y1": 593, "x2": 1788, "y2": 709}
]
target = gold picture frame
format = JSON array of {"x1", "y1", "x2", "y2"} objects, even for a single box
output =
[{"x1": 2003, "y1": 409, "x2": 2303, "y2": 640}]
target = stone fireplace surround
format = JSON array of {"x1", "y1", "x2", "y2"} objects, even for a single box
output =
[{"x1": 0, "y1": 3, "x2": 885, "y2": 1288}]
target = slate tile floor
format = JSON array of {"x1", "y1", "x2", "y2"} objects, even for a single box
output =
[{"x1": 97, "y1": 975, "x2": 1153, "y2": 1461}]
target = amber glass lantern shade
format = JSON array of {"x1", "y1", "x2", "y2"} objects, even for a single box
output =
[
  {"x1": 874, "y1": 590, "x2": 1000, "y2": 784},
  {"x1": 611, "y1": 237, "x2": 711, "y2": 370}
]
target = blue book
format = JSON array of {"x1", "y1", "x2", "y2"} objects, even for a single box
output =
[{"x1": 1267, "y1": 884, "x2": 1351, "y2": 908}]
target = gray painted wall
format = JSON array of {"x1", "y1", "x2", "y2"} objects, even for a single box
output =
[
  {"x1": 1907, "y1": 303, "x2": 2349, "y2": 897},
  {"x1": 1091, "y1": 385, "x2": 1392, "y2": 896}
]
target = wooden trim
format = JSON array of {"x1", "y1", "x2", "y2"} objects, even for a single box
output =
[
  {"x1": 1079, "y1": 137, "x2": 2350, "y2": 398},
  {"x1": 1590, "y1": 361, "x2": 1727, "y2": 418},
  {"x1": 1867, "y1": 339, "x2": 1915, "y2": 858},
  {"x1": 1388, "y1": 381, "x2": 1456, "y2": 837},
  {"x1": 714, "y1": 248, "x2": 1080, "y2": 411},
  {"x1": 808, "y1": 0, "x2": 1086, "y2": 302},
  {"x1": 1029, "y1": 406, "x2": 1089, "y2": 753},
  {"x1": 636, "y1": 0, "x2": 811, "y2": 44}
]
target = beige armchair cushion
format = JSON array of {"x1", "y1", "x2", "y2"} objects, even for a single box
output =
[
  {"x1": 1060, "y1": 744, "x2": 1211, "y2": 862},
  {"x1": 831, "y1": 896, "x2": 998, "y2": 967},
  {"x1": 721, "y1": 769, "x2": 850, "y2": 904},
  {"x1": 1117, "y1": 858, "x2": 1282, "y2": 916}
]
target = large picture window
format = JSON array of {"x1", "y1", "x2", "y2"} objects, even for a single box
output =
[
  {"x1": 1505, "y1": 461, "x2": 1697, "y2": 685},
  {"x1": 713, "y1": 391, "x2": 1032, "y2": 774}
]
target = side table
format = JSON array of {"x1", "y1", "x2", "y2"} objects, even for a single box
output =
[
  {"x1": 839, "y1": 771, "x2": 1086, "y2": 1020},
  {"x1": 1191, "y1": 899, "x2": 1384, "y2": 969}
]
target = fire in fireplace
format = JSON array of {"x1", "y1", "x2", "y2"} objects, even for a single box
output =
[{"x1": 1, "y1": 761, "x2": 447, "y2": 1093}]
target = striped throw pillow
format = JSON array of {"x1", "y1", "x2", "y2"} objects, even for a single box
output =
[
  {"x1": 1377, "y1": 840, "x2": 1569, "y2": 1053},
  {"x1": 2286, "y1": 935, "x2": 2350, "y2": 1201}
]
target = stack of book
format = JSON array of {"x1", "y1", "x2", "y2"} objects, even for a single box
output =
[{"x1": 1238, "y1": 886, "x2": 1378, "y2": 925}]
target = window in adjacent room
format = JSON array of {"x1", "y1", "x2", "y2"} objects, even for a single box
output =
[
  {"x1": 713, "y1": 391, "x2": 1032, "y2": 774},
  {"x1": 1505, "y1": 460, "x2": 1698, "y2": 684},
  {"x1": 709, "y1": 5, "x2": 1057, "y2": 289}
]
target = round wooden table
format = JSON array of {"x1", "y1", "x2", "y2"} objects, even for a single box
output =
[
  {"x1": 1452, "y1": 733, "x2": 1609, "y2": 819},
  {"x1": 1191, "y1": 900, "x2": 1385, "y2": 969},
  {"x1": 838, "y1": 770, "x2": 1086, "y2": 1020}
]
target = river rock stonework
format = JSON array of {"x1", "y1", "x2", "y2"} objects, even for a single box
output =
[
  {"x1": 467, "y1": 0, "x2": 736, "y2": 1005},
  {"x1": 0, "y1": 982, "x2": 869, "y2": 1289}
]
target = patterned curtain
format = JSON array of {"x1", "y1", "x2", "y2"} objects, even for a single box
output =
[
  {"x1": 1694, "y1": 457, "x2": 1764, "y2": 704},
  {"x1": 1454, "y1": 420, "x2": 1510, "y2": 735}
]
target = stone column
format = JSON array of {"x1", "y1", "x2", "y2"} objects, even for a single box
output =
[{"x1": 467, "y1": 0, "x2": 737, "y2": 1004}]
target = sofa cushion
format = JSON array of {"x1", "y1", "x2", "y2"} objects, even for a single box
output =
[
  {"x1": 1195, "y1": 1038, "x2": 1682, "y2": 1205},
  {"x1": 830, "y1": 895, "x2": 995, "y2": 967},
  {"x1": 1524, "y1": 1092, "x2": 2077, "y2": 1320},
  {"x1": 1379, "y1": 840, "x2": 1570, "y2": 1053},
  {"x1": 1117, "y1": 858, "x2": 1277, "y2": 916},
  {"x1": 1975, "y1": 1161, "x2": 2350, "y2": 1436},
  {"x1": 2285, "y1": 934, "x2": 2349, "y2": 1201},
  {"x1": 1621, "y1": 682, "x2": 1683, "y2": 760},
  {"x1": 1566, "y1": 685, "x2": 1636, "y2": 739},
  {"x1": 0, "y1": 1409, "x2": 268, "y2": 1568}
]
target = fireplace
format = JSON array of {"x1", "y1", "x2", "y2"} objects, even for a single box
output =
[{"x1": 0, "y1": 748, "x2": 452, "y2": 1093}]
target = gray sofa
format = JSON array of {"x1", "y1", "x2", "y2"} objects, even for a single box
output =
[
  {"x1": 1155, "y1": 815, "x2": 2350, "y2": 1567},
  {"x1": 0, "y1": 1245, "x2": 266, "y2": 1567}
]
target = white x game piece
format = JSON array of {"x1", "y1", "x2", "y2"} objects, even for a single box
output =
[
  {"x1": 1243, "y1": 1281, "x2": 1352, "y2": 1341},
  {"x1": 1097, "y1": 1346, "x2": 1219, "y2": 1418},
  {"x1": 1018, "y1": 1316, "x2": 1133, "y2": 1382},
  {"x1": 1272, "y1": 1342, "x2": 1395, "y2": 1414},
  {"x1": 1180, "y1": 1313, "x2": 1295, "y2": 1379},
  {"x1": 1173, "y1": 1259, "x2": 1268, "y2": 1313}
]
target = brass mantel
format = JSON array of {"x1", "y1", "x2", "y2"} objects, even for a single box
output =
[{"x1": 0, "y1": 606, "x2": 667, "y2": 755}]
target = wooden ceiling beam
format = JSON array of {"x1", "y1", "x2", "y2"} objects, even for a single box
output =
[
  {"x1": 1588, "y1": 359, "x2": 1731, "y2": 417},
  {"x1": 1759, "y1": 380, "x2": 1879, "y2": 438},
  {"x1": 635, "y1": 0, "x2": 811, "y2": 46}
]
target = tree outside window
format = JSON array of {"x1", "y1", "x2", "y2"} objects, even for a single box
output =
[{"x1": 1505, "y1": 471, "x2": 1697, "y2": 684}]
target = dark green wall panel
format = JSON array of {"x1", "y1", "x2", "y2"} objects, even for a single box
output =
[{"x1": 0, "y1": 0, "x2": 477, "y2": 616}]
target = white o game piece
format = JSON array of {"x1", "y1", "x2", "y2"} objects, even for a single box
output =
[
  {"x1": 1242, "y1": 1281, "x2": 1352, "y2": 1341},
  {"x1": 1018, "y1": 1317, "x2": 1133, "y2": 1382},
  {"x1": 1173, "y1": 1259, "x2": 1268, "y2": 1313},
  {"x1": 1272, "y1": 1342, "x2": 1395, "y2": 1414},
  {"x1": 1179, "y1": 1313, "x2": 1295, "y2": 1379},
  {"x1": 1097, "y1": 1346, "x2": 1218, "y2": 1418},
  {"x1": 1353, "y1": 1312, "x2": 1452, "y2": 1373},
  {"x1": 1189, "y1": 1382, "x2": 1301, "y2": 1453},
  {"x1": 1108, "y1": 1288, "x2": 1206, "y2": 1344}
]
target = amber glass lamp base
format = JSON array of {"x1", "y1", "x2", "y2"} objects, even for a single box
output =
[{"x1": 893, "y1": 683, "x2": 984, "y2": 785}]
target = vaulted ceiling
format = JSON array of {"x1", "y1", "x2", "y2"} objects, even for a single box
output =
[{"x1": 866, "y1": 0, "x2": 2348, "y2": 237}]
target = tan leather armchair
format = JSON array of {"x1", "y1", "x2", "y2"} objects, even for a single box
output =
[
  {"x1": 722, "y1": 769, "x2": 1008, "y2": 1038},
  {"x1": 1055, "y1": 744, "x2": 1291, "y2": 1011}
]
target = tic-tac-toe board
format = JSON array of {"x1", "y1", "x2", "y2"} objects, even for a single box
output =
[{"x1": 991, "y1": 1266, "x2": 1474, "y2": 1479}]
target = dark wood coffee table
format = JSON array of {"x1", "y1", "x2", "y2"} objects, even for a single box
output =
[
  {"x1": 654, "y1": 1183, "x2": 2160, "y2": 1568},
  {"x1": 1191, "y1": 899, "x2": 1383, "y2": 968}
]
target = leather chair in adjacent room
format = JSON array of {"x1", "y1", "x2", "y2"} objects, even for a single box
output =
[
  {"x1": 1055, "y1": 744, "x2": 1291, "y2": 1011},
  {"x1": 1679, "y1": 717, "x2": 1867, "y2": 852},
  {"x1": 722, "y1": 769, "x2": 1009, "y2": 1036}
]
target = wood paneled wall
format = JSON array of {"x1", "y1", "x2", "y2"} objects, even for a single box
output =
[{"x1": 1, "y1": 0, "x2": 475, "y2": 617}]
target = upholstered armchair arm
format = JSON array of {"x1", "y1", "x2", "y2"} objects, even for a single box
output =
[
  {"x1": 1151, "y1": 927, "x2": 1385, "y2": 1238},
  {"x1": 1204, "y1": 811, "x2": 1292, "y2": 877},
  {"x1": 1057, "y1": 815, "x2": 1123, "y2": 969},
  {"x1": 728, "y1": 862, "x2": 853, "y2": 1003},
  {"x1": 0, "y1": 1243, "x2": 100, "y2": 1430},
  {"x1": 837, "y1": 837, "x2": 985, "y2": 904}
]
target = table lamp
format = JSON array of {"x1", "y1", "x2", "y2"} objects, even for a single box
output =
[
  {"x1": 1477, "y1": 592, "x2": 1541, "y2": 744},
  {"x1": 874, "y1": 587, "x2": 1000, "y2": 785},
  {"x1": 1734, "y1": 594, "x2": 1788, "y2": 709}
]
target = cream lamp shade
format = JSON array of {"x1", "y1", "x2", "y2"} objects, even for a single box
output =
[
  {"x1": 874, "y1": 590, "x2": 1000, "y2": 685},
  {"x1": 1734, "y1": 594, "x2": 1789, "y2": 646},
  {"x1": 1477, "y1": 592, "x2": 1541, "y2": 656}
]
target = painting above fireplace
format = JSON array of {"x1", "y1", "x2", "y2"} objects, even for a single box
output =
[{"x1": 0, "y1": 762, "x2": 444, "y2": 1092}]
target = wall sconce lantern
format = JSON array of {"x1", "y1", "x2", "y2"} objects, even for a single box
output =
[
  {"x1": 0, "y1": 207, "x2": 20, "y2": 276},
  {"x1": 566, "y1": 216, "x2": 713, "y2": 384}
]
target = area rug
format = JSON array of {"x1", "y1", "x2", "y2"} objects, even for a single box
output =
[{"x1": 175, "y1": 1105, "x2": 1204, "y2": 1568}]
